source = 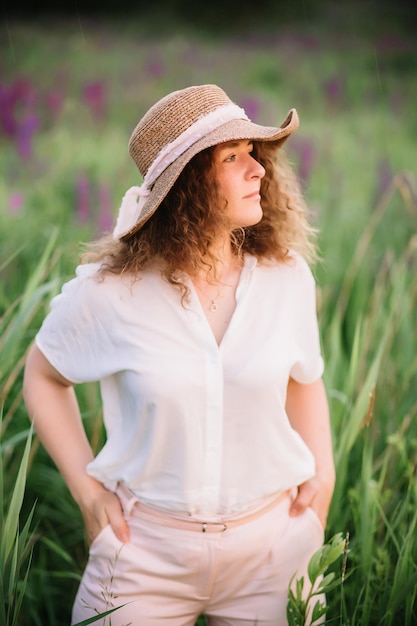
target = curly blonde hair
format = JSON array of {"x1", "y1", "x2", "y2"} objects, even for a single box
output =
[{"x1": 82, "y1": 142, "x2": 317, "y2": 298}]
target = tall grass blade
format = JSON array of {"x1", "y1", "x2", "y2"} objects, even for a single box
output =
[
  {"x1": 0, "y1": 228, "x2": 60, "y2": 390},
  {"x1": 72, "y1": 603, "x2": 129, "y2": 626},
  {"x1": 0, "y1": 417, "x2": 36, "y2": 626},
  {"x1": 1, "y1": 424, "x2": 33, "y2": 564}
]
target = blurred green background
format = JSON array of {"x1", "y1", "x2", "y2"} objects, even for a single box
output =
[{"x1": 1, "y1": 2, "x2": 417, "y2": 624}]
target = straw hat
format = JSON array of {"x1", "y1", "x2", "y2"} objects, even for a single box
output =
[{"x1": 113, "y1": 84, "x2": 299, "y2": 239}]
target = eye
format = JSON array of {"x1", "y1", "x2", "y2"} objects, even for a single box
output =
[{"x1": 224, "y1": 153, "x2": 237, "y2": 162}]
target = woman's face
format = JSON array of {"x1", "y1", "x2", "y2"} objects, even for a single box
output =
[{"x1": 212, "y1": 139, "x2": 266, "y2": 230}]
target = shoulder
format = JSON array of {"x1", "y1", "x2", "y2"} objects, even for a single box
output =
[
  {"x1": 286, "y1": 251, "x2": 317, "y2": 284},
  {"x1": 256, "y1": 251, "x2": 316, "y2": 285},
  {"x1": 45, "y1": 264, "x2": 147, "y2": 327},
  {"x1": 64, "y1": 263, "x2": 144, "y2": 303}
]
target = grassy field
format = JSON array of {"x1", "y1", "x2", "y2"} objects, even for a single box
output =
[{"x1": 1, "y1": 13, "x2": 417, "y2": 625}]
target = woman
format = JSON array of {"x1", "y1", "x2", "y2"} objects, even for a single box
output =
[{"x1": 23, "y1": 84, "x2": 335, "y2": 625}]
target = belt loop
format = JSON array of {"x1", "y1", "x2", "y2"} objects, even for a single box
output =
[{"x1": 117, "y1": 482, "x2": 139, "y2": 516}]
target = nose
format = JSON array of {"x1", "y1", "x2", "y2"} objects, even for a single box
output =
[{"x1": 248, "y1": 155, "x2": 265, "y2": 179}]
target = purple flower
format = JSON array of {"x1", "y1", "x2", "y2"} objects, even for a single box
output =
[
  {"x1": 298, "y1": 34, "x2": 319, "y2": 50},
  {"x1": 375, "y1": 34, "x2": 407, "y2": 53},
  {"x1": 16, "y1": 111, "x2": 39, "y2": 159},
  {"x1": 0, "y1": 79, "x2": 39, "y2": 158},
  {"x1": 239, "y1": 97, "x2": 261, "y2": 122},
  {"x1": 0, "y1": 84, "x2": 19, "y2": 137},
  {"x1": 45, "y1": 91, "x2": 64, "y2": 116},
  {"x1": 145, "y1": 60, "x2": 165, "y2": 78},
  {"x1": 289, "y1": 137, "x2": 316, "y2": 187},
  {"x1": 375, "y1": 158, "x2": 393, "y2": 203},
  {"x1": 14, "y1": 78, "x2": 35, "y2": 105},
  {"x1": 76, "y1": 175, "x2": 91, "y2": 224},
  {"x1": 83, "y1": 81, "x2": 106, "y2": 120},
  {"x1": 324, "y1": 76, "x2": 344, "y2": 107},
  {"x1": 98, "y1": 183, "x2": 114, "y2": 233}
]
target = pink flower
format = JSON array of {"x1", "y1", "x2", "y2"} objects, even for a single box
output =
[{"x1": 8, "y1": 192, "x2": 24, "y2": 214}]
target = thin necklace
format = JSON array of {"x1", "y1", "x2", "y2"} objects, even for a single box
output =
[
  {"x1": 191, "y1": 258, "x2": 243, "y2": 314},
  {"x1": 203, "y1": 284, "x2": 221, "y2": 313},
  {"x1": 205, "y1": 261, "x2": 241, "y2": 313}
]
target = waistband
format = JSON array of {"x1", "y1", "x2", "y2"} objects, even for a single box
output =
[{"x1": 117, "y1": 483, "x2": 292, "y2": 533}]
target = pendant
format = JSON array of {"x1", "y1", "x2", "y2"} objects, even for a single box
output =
[{"x1": 209, "y1": 300, "x2": 217, "y2": 312}]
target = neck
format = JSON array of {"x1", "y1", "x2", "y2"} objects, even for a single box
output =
[
  {"x1": 190, "y1": 245, "x2": 244, "y2": 323},
  {"x1": 197, "y1": 239, "x2": 240, "y2": 285}
]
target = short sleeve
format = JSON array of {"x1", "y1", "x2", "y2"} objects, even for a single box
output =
[
  {"x1": 35, "y1": 263, "x2": 118, "y2": 383},
  {"x1": 289, "y1": 256, "x2": 324, "y2": 384}
]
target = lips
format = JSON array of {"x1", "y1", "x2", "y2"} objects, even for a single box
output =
[{"x1": 244, "y1": 191, "x2": 261, "y2": 199}]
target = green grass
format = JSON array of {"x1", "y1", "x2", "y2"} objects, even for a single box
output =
[{"x1": 1, "y1": 15, "x2": 417, "y2": 625}]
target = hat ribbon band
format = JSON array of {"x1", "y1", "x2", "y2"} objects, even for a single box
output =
[{"x1": 113, "y1": 103, "x2": 249, "y2": 238}]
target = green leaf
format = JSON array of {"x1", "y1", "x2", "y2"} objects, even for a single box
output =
[
  {"x1": 317, "y1": 571, "x2": 335, "y2": 591},
  {"x1": 295, "y1": 575, "x2": 305, "y2": 602},
  {"x1": 287, "y1": 592, "x2": 305, "y2": 626},
  {"x1": 311, "y1": 599, "x2": 327, "y2": 623},
  {"x1": 307, "y1": 546, "x2": 324, "y2": 583},
  {"x1": 1, "y1": 425, "x2": 33, "y2": 565},
  {"x1": 39, "y1": 535, "x2": 77, "y2": 566},
  {"x1": 0, "y1": 418, "x2": 37, "y2": 626},
  {"x1": 72, "y1": 603, "x2": 129, "y2": 626},
  {"x1": 321, "y1": 534, "x2": 346, "y2": 569}
]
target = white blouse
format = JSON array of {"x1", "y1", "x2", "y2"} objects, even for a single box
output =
[{"x1": 36, "y1": 252, "x2": 324, "y2": 518}]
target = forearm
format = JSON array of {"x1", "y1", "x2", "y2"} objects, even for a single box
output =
[
  {"x1": 23, "y1": 344, "x2": 101, "y2": 506},
  {"x1": 23, "y1": 344, "x2": 129, "y2": 544},
  {"x1": 286, "y1": 377, "x2": 335, "y2": 525},
  {"x1": 286, "y1": 377, "x2": 335, "y2": 486}
]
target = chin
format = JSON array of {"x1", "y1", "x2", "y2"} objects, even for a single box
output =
[
  {"x1": 247, "y1": 209, "x2": 263, "y2": 226},
  {"x1": 230, "y1": 207, "x2": 263, "y2": 230}
]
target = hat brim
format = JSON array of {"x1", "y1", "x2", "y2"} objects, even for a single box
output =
[{"x1": 121, "y1": 108, "x2": 299, "y2": 238}]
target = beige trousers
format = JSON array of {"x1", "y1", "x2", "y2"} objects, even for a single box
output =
[{"x1": 71, "y1": 485, "x2": 324, "y2": 626}]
